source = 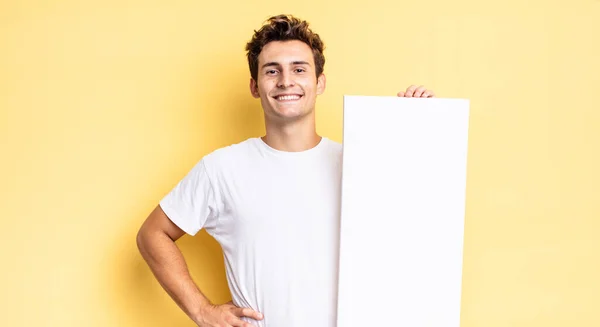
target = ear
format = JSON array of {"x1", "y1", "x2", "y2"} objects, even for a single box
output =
[
  {"x1": 249, "y1": 78, "x2": 260, "y2": 98},
  {"x1": 316, "y1": 73, "x2": 326, "y2": 95}
]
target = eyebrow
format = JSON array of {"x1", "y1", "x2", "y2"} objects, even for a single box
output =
[{"x1": 261, "y1": 61, "x2": 311, "y2": 69}]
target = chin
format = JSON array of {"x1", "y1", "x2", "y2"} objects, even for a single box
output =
[{"x1": 268, "y1": 110, "x2": 311, "y2": 123}]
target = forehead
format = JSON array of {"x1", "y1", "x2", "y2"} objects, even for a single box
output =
[{"x1": 258, "y1": 40, "x2": 315, "y2": 66}]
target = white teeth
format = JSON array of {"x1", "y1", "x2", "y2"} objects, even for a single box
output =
[{"x1": 277, "y1": 95, "x2": 301, "y2": 101}]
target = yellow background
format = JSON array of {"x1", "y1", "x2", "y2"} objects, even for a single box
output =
[{"x1": 1, "y1": 0, "x2": 598, "y2": 326}]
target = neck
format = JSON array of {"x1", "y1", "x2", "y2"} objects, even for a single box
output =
[{"x1": 262, "y1": 114, "x2": 321, "y2": 152}]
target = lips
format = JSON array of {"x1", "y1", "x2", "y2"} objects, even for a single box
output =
[{"x1": 273, "y1": 94, "x2": 303, "y2": 101}]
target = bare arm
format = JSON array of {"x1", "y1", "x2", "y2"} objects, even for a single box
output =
[
  {"x1": 136, "y1": 205, "x2": 262, "y2": 327},
  {"x1": 136, "y1": 205, "x2": 210, "y2": 323}
]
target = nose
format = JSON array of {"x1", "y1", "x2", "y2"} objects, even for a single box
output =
[{"x1": 276, "y1": 71, "x2": 295, "y2": 88}]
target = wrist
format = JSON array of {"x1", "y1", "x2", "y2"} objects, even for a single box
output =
[{"x1": 190, "y1": 301, "x2": 213, "y2": 325}]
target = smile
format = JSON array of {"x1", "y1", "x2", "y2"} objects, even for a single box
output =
[{"x1": 274, "y1": 94, "x2": 302, "y2": 101}]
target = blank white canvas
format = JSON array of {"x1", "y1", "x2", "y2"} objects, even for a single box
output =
[{"x1": 337, "y1": 96, "x2": 470, "y2": 327}]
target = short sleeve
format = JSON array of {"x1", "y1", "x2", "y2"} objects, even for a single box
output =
[{"x1": 159, "y1": 159, "x2": 219, "y2": 236}]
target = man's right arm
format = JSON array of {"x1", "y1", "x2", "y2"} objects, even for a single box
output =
[{"x1": 136, "y1": 205, "x2": 263, "y2": 327}]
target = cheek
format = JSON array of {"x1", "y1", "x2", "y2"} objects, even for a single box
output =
[
  {"x1": 298, "y1": 79, "x2": 315, "y2": 91},
  {"x1": 303, "y1": 84, "x2": 317, "y2": 96},
  {"x1": 260, "y1": 81, "x2": 276, "y2": 95}
]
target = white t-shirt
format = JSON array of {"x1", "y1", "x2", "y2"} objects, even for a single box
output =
[{"x1": 160, "y1": 136, "x2": 343, "y2": 327}]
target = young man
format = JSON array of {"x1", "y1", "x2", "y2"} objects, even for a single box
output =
[{"x1": 136, "y1": 15, "x2": 434, "y2": 327}]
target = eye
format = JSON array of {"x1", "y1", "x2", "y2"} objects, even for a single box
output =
[
  {"x1": 266, "y1": 69, "x2": 278, "y2": 75},
  {"x1": 294, "y1": 68, "x2": 306, "y2": 73}
]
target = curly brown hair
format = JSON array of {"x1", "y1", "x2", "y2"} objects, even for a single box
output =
[{"x1": 245, "y1": 14, "x2": 325, "y2": 81}]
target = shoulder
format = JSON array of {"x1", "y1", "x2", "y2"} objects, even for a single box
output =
[
  {"x1": 202, "y1": 137, "x2": 259, "y2": 168},
  {"x1": 322, "y1": 137, "x2": 343, "y2": 156},
  {"x1": 324, "y1": 137, "x2": 342, "y2": 149}
]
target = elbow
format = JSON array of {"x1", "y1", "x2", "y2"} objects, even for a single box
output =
[{"x1": 136, "y1": 226, "x2": 148, "y2": 254}]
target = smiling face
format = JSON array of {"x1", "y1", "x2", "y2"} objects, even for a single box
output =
[{"x1": 250, "y1": 40, "x2": 326, "y2": 124}]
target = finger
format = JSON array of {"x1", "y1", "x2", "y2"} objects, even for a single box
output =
[
  {"x1": 422, "y1": 89, "x2": 435, "y2": 98},
  {"x1": 422, "y1": 90, "x2": 435, "y2": 98},
  {"x1": 397, "y1": 91, "x2": 405, "y2": 97},
  {"x1": 413, "y1": 85, "x2": 427, "y2": 97},
  {"x1": 225, "y1": 314, "x2": 241, "y2": 327},
  {"x1": 235, "y1": 307, "x2": 264, "y2": 320},
  {"x1": 228, "y1": 316, "x2": 256, "y2": 327},
  {"x1": 404, "y1": 85, "x2": 417, "y2": 97}
]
